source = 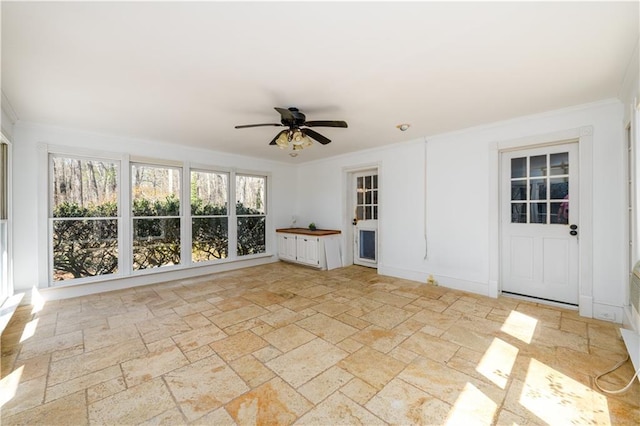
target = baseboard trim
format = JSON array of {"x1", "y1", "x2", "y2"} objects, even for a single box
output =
[
  {"x1": 39, "y1": 256, "x2": 279, "y2": 301},
  {"x1": 378, "y1": 265, "x2": 490, "y2": 297}
]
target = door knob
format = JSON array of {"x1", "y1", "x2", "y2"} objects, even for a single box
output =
[
  {"x1": 352, "y1": 218, "x2": 358, "y2": 225},
  {"x1": 570, "y1": 224, "x2": 578, "y2": 230}
]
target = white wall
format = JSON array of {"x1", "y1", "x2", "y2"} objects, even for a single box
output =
[
  {"x1": 12, "y1": 122, "x2": 297, "y2": 296},
  {"x1": 296, "y1": 99, "x2": 627, "y2": 317}
]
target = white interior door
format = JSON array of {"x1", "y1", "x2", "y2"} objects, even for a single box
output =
[
  {"x1": 501, "y1": 143, "x2": 579, "y2": 305},
  {"x1": 353, "y1": 171, "x2": 378, "y2": 268}
]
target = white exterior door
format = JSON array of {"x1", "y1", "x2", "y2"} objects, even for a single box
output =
[
  {"x1": 353, "y1": 171, "x2": 378, "y2": 268},
  {"x1": 501, "y1": 143, "x2": 579, "y2": 305}
]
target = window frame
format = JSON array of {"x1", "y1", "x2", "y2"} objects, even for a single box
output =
[
  {"x1": 46, "y1": 150, "x2": 124, "y2": 286},
  {"x1": 190, "y1": 167, "x2": 231, "y2": 264}
]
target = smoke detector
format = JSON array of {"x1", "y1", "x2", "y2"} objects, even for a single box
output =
[{"x1": 396, "y1": 123, "x2": 411, "y2": 131}]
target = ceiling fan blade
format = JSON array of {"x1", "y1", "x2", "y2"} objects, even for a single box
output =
[
  {"x1": 269, "y1": 129, "x2": 288, "y2": 145},
  {"x1": 303, "y1": 128, "x2": 331, "y2": 145},
  {"x1": 235, "y1": 123, "x2": 282, "y2": 129},
  {"x1": 303, "y1": 120, "x2": 348, "y2": 128},
  {"x1": 274, "y1": 107, "x2": 295, "y2": 121}
]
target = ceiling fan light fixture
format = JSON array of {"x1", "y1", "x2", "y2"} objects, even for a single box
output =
[{"x1": 276, "y1": 131, "x2": 290, "y2": 148}]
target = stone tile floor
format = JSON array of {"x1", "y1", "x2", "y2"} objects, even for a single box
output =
[{"x1": 1, "y1": 262, "x2": 638, "y2": 425}]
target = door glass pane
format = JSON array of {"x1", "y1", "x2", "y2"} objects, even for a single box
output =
[
  {"x1": 530, "y1": 203, "x2": 547, "y2": 224},
  {"x1": 365, "y1": 190, "x2": 372, "y2": 204},
  {"x1": 550, "y1": 153, "x2": 569, "y2": 175},
  {"x1": 511, "y1": 203, "x2": 527, "y2": 223},
  {"x1": 511, "y1": 157, "x2": 526, "y2": 178},
  {"x1": 529, "y1": 155, "x2": 547, "y2": 177},
  {"x1": 372, "y1": 175, "x2": 378, "y2": 189},
  {"x1": 356, "y1": 206, "x2": 363, "y2": 220},
  {"x1": 550, "y1": 177, "x2": 568, "y2": 200},
  {"x1": 357, "y1": 191, "x2": 364, "y2": 204},
  {"x1": 530, "y1": 179, "x2": 547, "y2": 200},
  {"x1": 359, "y1": 230, "x2": 376, "y2": 261},
  {"x1": 357, "y1": 177, "x2": 364, "y2": 190},
  {"x1": 365, "y1": 206, "x2": 372, "y2": 220},
  {"x1": 373, "y1": 190, "x2": 378, "y2": 204},
  {"x1": 511, "y1": 181, "x2": 527, "y2": 200},
  {"x1": 373, "y1": 206, "x2": 378, "y2": 220},
  {"x1": 551, "y1": 202, "x2": 569, "y2": 224},
  {"x1": 365, "y1": 176, "x2": 372, "y2": 190}
]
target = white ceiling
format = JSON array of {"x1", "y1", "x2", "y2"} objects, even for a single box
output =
[{"x1": 2, "y1": 1, "x2": 638, "y2": 163}]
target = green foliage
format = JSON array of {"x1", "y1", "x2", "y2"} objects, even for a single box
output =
[{"x1": 52, "y1": 197, "x2": 265, "y2": 280}]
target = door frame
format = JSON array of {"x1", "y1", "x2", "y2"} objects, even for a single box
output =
[
  {"x1": 342, "y1": 163, "x2": 381, "y2": 267},
  {"x1": 489, "y1": 126, "x2": 594, "y2": 317}
]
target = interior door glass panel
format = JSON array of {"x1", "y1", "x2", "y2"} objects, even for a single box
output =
[
  {"x1": 356, "y1": 206, "x2": 363, "y2": 220},
  {"x1": 357, "y1": 192, "x2": 363, "y2": 204},
  {"x1": 529, "y1": 179, "x2": 547, "y2": 200},
  {"x1": 511, "y1": 203, "x2": 527, "y2": 223},
  {"x1": 529, "y1": 155, "x2": 546, "y2": 177},
  {"x1": 550, "y1": 152, "x2": 569, "y2": 175},
  {"x1": 530, "y1": 203, "x2": 547, "y2": 223},
  {"x1": 365, "y1": 176, "x2": 371, "y2": 190},
  {"x1": 550, "y1": 177, "x2": 569, "y2": 199},
  {"x1": 511, "y1": 157, "x2": 526, "y2": 178},
  {"x1": 551, "y1": 201, "x2": 569, "y2": 224},
  {"x1": 373, "y1": 175, "x2": 378, "y2": 189},
  {"x1": 365, "y1": 190, "x2": 372, "y2": 204},
  {"x1": 511, "y1": 181, "x2": 526, "y2": 200}
]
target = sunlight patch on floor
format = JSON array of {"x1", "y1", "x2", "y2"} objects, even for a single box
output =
[
  {"x1": 501, "y1": 310, "x2": 538, "y2": 344},
  {"x1": 19, "y1": 317, "x2": 39, "y2": 343},
  {"x1": 520, "y1": 358, "x2": 611, "y2": 425},
  {"x1": 0, "y1": 366, "x2": 23, "y2": 409},
  {"x1": 445, "y1": 382, "x2": 497, "y2": 425},
  {"x1": 30, "y1": 286, "x2": 45, "y2": 314},
  {"x1": 476, "y1": 337, "x2": 518, "y2": 389}
]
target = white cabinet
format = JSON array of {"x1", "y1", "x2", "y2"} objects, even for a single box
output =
[{"x1": 276, "y1": 229, "x2": 341, "y2": 270}]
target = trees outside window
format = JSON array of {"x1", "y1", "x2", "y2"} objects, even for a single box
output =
[
  {"x1": 236, "y1": 174, "x2": 266, "y2": 256},
  {"x1": 191, "y1": 170, "x2": 229, "y2": 262},
  {"x1": 132, "y1": 164, "x2": 181, "y2": 270},
  {"x1": 50, "y1": 156, "x2": 119, "y2": 281}
]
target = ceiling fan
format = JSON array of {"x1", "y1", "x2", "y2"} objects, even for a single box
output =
[{"x1": 235, "y1": 107, "x2": 348, "y2": 151}]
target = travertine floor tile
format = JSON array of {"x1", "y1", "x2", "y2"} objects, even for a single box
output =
[
  {"x1": 225, "y1": 377, "x2": 312, "y2": 425},
  {"x1": 164, "y1": 356, "x2": 249, "y2": 422},
  {"x1": 338, "y1": 346, "x2": 405, "y2": 390},
  {"x1": 365, "y1": 378, "x2": 451, "y2": 425},
  {"x1": 209, "y1": 330, "x2": 268, "y2": 362},
  {"x1": 262, "y1": 323, "x2": 316, "y2": 353},
  {"x1": 88, "y1": 378, "x2": 175, "y2": 425},
  {"x1": 294, "y1": 392, "x2": 385, "y2": 425},
  {"x1": 266, "y1": 338, "x2": 348, "y2": 388}
]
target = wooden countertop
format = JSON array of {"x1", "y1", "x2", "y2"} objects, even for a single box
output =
[{"x1": 276, "y1": 228, "x2": 341, "y2": 236}]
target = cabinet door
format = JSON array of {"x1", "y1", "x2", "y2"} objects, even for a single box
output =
[
  {"x1": 278, "y1": 234, "x2": 296, "y2": 261},
  {"x1": 297, "y1": 236, "x2": 319, "y2": 266}
]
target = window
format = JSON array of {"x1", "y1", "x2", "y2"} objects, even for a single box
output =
[
  {"x1": 510, "y1": 153, "x2": 569, "y2": 224},
  {"x1": 132, "y1": 164, "x2": 181, "y2": 270},
  {"x1": 355, "y1": 174, "x2": 378, "y2": 220},
  {"x1": 45, "y1": 149, "x2": 270, "y2": 286},
  {"x1": 236, "y1": 174, "x2": 266, "y2": 255},
  {"x1": 50, "y1": 155, "x2": 119, "y2": 281},
  {"x1": 191, "y1": 170, "x2": 229, "y2": 262}
]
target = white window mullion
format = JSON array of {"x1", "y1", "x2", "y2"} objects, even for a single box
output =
[
  {"x1": 182, "y1": 162, "x2": 192, "y2": 266},
  {"x1": 229, "y1": 169, "x2": 238, "y2": 259},
  {"x1": 121, "y1": 154, "x2": 132, "y2": 275}
]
